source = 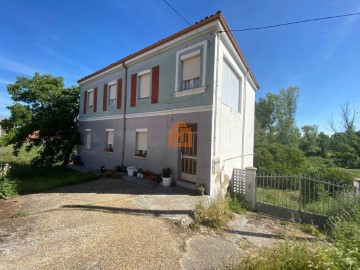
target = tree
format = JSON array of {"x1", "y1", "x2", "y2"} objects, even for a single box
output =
[
  {"x1": 2, "y1": 73, "x2": 81, "y2": 166},
  {"x1": 255, "y1": 86, "x2": 300, "y2": 147},
  {"x1": 299, "y1": 125, "x2": 321, "y2": 156}
]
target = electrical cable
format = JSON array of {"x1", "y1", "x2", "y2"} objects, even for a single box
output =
[
  {"x1": 218, "y1": 12, "x2": 360, "y2": 32},
  {"x1": 162, "y1": 0, "x2": 192, "y2": 26}
]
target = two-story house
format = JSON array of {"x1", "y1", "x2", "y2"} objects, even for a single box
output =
[{"x1": 77, "y1": 11, "x2": 259, "y2": 195}]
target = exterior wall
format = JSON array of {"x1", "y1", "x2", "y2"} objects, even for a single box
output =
[
  {"x1": 79, "y1": 33, "x2": 216, "y2": 121},
  {"x1": 78, "y1": 111, "x2": 212, "y2": 192},
  {"x1": 209, "y1": 35, "x2": 257, "y2": 195}
]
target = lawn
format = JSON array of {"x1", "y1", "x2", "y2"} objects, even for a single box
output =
[{"x1": 0, "y1": 145, "x2": 99, "y2": 195}]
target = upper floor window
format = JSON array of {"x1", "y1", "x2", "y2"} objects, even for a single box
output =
[
  {"x1": 181, "y1": 51, "x2": 201, "y2": 91},
  {"x1": 174, "y1": 40, "x2": 207, "y2": 97},
  {"x1": 138, "y1": 69, "x2": 151, "y2": 99},
  {"x1": 88, "y1": 90, "x2": 94, "y2": 108},
  {"x1": 108, "y1": 82, "x2": 117, "y2": 105},
  {"x1": 222, "y1": 60, "x2": 241, "y2": 112}
]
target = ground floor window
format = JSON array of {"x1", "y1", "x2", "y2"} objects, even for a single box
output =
[
  {"x1": 135, "y1": 129, "x2": 147, "y2": 157},
  {"x1": 105, "y1": 129, "x2": 114, "y2": 152}
]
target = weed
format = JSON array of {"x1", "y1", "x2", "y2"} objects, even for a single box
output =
[
  {"x1": 0, "y1": 175, "x2": 18, "y2": 199},
  {"x1": 11, "y1": 212, "x2": 28, "y2": 218},
  {"x1": 232, "y1": 240, "x2": 339, "y2": 270},
  {"x1": 297, "y1": 223, "x2": 322, "y2": 236},
  {"x1": 226, "y1": 193, "x2": 246, "y2": 214},
  {"x1": 193, "y1": 195, "x2": 233, "y2": 230}
]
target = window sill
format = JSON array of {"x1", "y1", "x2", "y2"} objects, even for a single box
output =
[
  {"x1": 134, "y1": 155, "x2": 147, "y2": 159},
  {"x1": 173, "y1": 86, "x2": 206, "y2": 97}
]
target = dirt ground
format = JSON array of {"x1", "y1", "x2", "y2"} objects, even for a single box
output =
[{"x1": 0, "y1": 177, "x2": 315, "y2": 270}]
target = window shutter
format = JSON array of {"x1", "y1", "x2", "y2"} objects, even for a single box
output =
[
  {"x1": 83, "y1": 91, "x2": 87, "y2": 114},
  {"x1": 182, "y1": 55, "x2": 200, "y2": 80},
  {"x1": 93, "y1": 87, "x2": 98, "y2": 112},
  {"x1": 137, "y1": 132, "x2": 147, "y2": 151},
  {"x1": 117, "y1": 79, "x2": 122, "y2": 109},
  {"x1": 103, "y1": 83, "x2": 108, "y2": 111},
  {"x1": 151, "y1": 65, "x2": 159, "y2": 104},
  {"x1": 130, "y1": 73, "x2": 137, "y2": 107}
]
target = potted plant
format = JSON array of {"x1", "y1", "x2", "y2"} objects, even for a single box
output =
[
  {"x1": 161, "y1": 168, "x2": 172, "y2": 187},
  {"x1": 104, "y1": 144, "x2": 113, "y2": 152},
  {"x1": 196, "y1": 185, "x2": 205, "y2": 196},
  {"x1": 137, "y1": 168, "x2": 143, "y2": 178},
  {"x1": 127, "y1": 166, "x2": 135, "y2": 176}
]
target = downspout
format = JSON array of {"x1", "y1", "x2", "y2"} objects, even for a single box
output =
[
  {"x1": 241, "y1": 70, "x2": 250, "y2": 168},
  {"x1": 121, "y1": 62, "x2": 128, "y2": 166},
  {"x1": 213, "y1": 32, "x2": 220, "y2": 160}
]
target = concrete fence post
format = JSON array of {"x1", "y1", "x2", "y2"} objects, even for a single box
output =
[{"x1": 245, "y1": 166, "x2": 257, "y2": 210}]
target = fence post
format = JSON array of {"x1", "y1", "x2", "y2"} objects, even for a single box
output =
[{"x1": 245, "y1": 167, "x2": 257, "y2": 210}]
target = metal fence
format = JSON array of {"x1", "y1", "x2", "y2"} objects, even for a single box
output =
[
  {"x1": 230, "y1": 169, "x2": 246, "y2": 195},
  {"x1": 256, "y1": 175, "x2": 356, "y2": 216}
]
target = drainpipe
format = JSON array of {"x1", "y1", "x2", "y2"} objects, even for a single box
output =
[
  {"x1": 121, "y1": 62, "x2": 128, "y2": 166},
  {"x1": 241, "y1": 70, "x2": 250, "y2": 169}
]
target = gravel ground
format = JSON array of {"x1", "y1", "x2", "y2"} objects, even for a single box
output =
[{"x1": 0, "y1": 177, "x2": 315, "y2": 270}]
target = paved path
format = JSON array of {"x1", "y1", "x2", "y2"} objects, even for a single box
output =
[{"x1": 0, "y1": 177, "x2": 314, "y2": 270}]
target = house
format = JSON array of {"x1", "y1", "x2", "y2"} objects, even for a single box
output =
[{"x1": 77, "y1": 11, "x2": 259, "y2": 195}]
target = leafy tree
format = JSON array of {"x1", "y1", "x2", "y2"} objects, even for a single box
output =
[
  {"x1": 255, "y1": 86, "x2": 300, "y2": 147},
  {"x1": 299, "y1": 125, "x2": 321, "y2": 156},
  {"x1": 2, "y1": 73, "x2": 80, "y2": 166}
]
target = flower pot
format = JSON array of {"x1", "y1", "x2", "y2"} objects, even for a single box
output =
[
  {"x1": 161, "y1": 176, "x2": 172, "y2": 187},
  {"x1": 197, "y1": 189, "x2": 205, "y2": 196},
  {"x1": 127, "y1": 167, "x2": 135, "y2": 176}
]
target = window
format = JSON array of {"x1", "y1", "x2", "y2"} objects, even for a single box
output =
[
  {"x1": 138, "y1": 69, "x2": 151, "y2": 98},
  {"x1": 181, "y1": 52, "x2": 200, "y2": 91},
  {"x1": 222, "y1": 60, "x2": 241, "y2": 111},
  {"x1": 108, "y1": 83, "x2": 117, "y2": 105},
  {"x1": 88, "y1": 90, "x2": 94, "y2": 108},
  {"x1": 85, "y1": 129, "x2": 91, "y2": 149},
  {"x1": 105, "y1": 129, "x2": 114, "y2": 152},
  {"x1": 135, "y1": 129, "x2": 147, "y2": 157},
  {"x1": 174, "y1": 41, "x2": 207, "y2": 97}
]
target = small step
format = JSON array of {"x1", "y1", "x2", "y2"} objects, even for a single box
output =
[{"x1": 176, "y1": 180, "x2": 196, "y2": 190}]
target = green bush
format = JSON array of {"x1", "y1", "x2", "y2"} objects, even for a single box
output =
[
  {"x1": 0, "y1": 175, "x2": 18, "y2": 199},
  {"x1": 254, "y1": 143, "x2": 309, "y2": 175},
  {"x1": 226, "y1": 193, "x2": 246, "y2": 214}
]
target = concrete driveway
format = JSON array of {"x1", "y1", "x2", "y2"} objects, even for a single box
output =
[{"x1": 0, "y1": 176, "x2": 314, "y2": 270}]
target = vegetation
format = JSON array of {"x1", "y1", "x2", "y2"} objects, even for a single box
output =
[
  {"x1": 0, "y1": 72, "x2": 81, "y2": 166},
  {"x1": 0, "y1": 145, "x2": 98, "y2": 197},
  {"x1": 193, "y1": 194, "x2": 246, "y2": 230}
]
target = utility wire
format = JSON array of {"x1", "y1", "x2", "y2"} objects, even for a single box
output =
[
  {"x1": 219, "y1": 12, "x2": 360, "y2": 32},
  {"x1": 162, "y1": 0, "x2": 192, "y2": 26}
]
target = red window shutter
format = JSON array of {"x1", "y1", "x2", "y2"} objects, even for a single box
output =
[
  {"x1": 103, "y1": 83, "x2": 108, "y2": 111},
  {"x1": 151, "y1": 65, "x2": 159, "y2": 104},
  {"x1": 117, "y1": 79, "x2": 122, "y2": 109},
  {"x1": 130, "y1": 74, "x2": 137, "y2": 107},
  {"x1": 83, "y1": 91, "x2": 87, "y2": 114},
  {"x1": 93, "y1": 87, "x2": 98, "y2": 112}
]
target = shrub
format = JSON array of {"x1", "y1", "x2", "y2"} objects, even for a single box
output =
[
  {"x1": 0, "y1": 175, "x2": 18, "y2": 199},
  {"x1": 255, "y1": 143, "x2": 309, "y2": 175}
]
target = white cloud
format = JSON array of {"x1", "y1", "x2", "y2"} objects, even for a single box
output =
[{"x1": 0, "y1": 58, "x2": 35, "y2": 76}]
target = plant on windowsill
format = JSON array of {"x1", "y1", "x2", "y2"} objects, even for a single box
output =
[
  {"x1": 135, "y1": 150, "x2": 147, "y2": 158},
  {"x1": 161, "y1": 168, "x2": 172, "y2": 187},
  {"x1": 196, "y1": 185, "x2": 205, "y2": 196}
]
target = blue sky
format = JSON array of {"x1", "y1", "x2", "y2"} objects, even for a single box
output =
[{"x1": 1, "y1": 0, "x2": 359, "y2": 133}]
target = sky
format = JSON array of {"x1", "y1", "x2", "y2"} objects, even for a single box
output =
[{"x1": 0, "y1": 0, "x2": 359, "y2": 133}]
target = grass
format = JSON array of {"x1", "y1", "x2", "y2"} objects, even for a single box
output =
[
  {"x1": 11, "y1": 211, "x2": 28, "y2": 218},
  {"x1": 338, "y1": 168, "x2": 360, "y2": 179},
  {"x1": 0, "y1": 144, "x2": 99, "y2": 196}
]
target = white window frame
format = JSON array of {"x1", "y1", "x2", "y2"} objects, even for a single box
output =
[
  {"x1": 87, "y1": 89, "x2": 94, "y2": 108},
  {"x1": 108, "y1": 81, "x2": 117, "y2": 105},
  {"x1": 85, "y1": 129, "x2": 91, "y2": 149},
  {"x1": 135, "y1": 128, "x2": 147, "y2": 158},
  {"x1": 138, "y1": 69, "x2": 151, "y2": 99},
  {"x1": 106, "y1": 129, "x2": 114, "y2": 152},
  {"x1": 174, "y1": 40, "x2": 207, "y2": 97},
  {"x1": 221, "y1": 59, "x2": 242, "y2": 112}
]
